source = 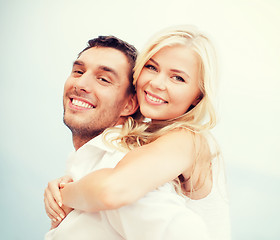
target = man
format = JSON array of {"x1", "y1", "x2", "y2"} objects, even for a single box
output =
[{"x1": 44, "y1": 36, "x2": 210, "y2": 240}]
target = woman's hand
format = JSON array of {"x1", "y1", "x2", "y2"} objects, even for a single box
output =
[
  {"x1": 49, "y1": 204, "x2": 73, "y2": 229},
  {"x1": 44, "y1": 176, "x2": 73, "y2": 226}
]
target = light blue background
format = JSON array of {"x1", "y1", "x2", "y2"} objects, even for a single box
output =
[{"x1": 1, "y1": 0, "x2": 279, "y2": 239}]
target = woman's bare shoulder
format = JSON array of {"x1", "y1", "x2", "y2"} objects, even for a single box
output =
[{"x1": 154, "y1": 128, "x2": 195, "y2": 144}]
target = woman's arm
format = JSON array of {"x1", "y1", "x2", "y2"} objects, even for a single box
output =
[
  {"x1": 61, "y1": 129, "x2": 196, "y2": 212},
  {"x1": 44, "y1": 176, "x2": 73, "y2": 226}
]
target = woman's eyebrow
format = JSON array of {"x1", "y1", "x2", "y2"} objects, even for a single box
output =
[
  {"x1": 149, "y1": 58, "x2": 159, "y2": 66},
  {"x1": 170, "y1": 69, "x2": 190, "y2": 79},
  {"x1": 150, "y1": 58, "x2": 190, "y2": 79}
]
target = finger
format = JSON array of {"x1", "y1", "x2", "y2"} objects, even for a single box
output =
[
  {"x1": 61, "y1": 175, "x2": 73, "y2": 184},
  {"x1": 51, "y1": 219, "x2": 61, "y2": 230},
  {"x1": 60, "y1": 176, "x2": 73, "y2": 189},
  {"x1": 44, "y1": 194, "x2": 59, "y2": 222},
  {"x1": 45, "y1": 188, "x2": 65, "y2": 221},
  {"x1": 48, "y1": 180, "x2": 63, "y2": 207},
  {"x1": 45, "y1": 197, "x2": 64, "y2": 222},
  {"x1": 45, "y1": 188, "x2": 65, "y2": 220},
  {"x1": 46, "y1": 212, "x2": 57, "y2": 224},
  {"x1": 59, "y1": 182, "x2": 66, "y2": 189}
]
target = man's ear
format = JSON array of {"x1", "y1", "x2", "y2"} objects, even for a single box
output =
[{"x1": 121, "y1": 94, "x2": 139, "y2": 117}]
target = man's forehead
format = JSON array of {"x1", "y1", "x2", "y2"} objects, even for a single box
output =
[
  {"x1": 80, "y1": 47, "x2": 127, "y2": 60},
  {"x1": 76, "y1": 47, "x2": 131, "y2": 85},
  {"x1": 78, "y1": 47, "x2": 129, "y2": 69}
]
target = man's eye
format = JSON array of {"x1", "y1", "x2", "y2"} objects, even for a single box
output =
[
  {"x1": 73, "y1": 70, "x2": 84, "y2": 75},
  {"x1": 98, "y1": 77, "x2": 111, "y2": 83},
  {"x1": 145, "y1": 64, "x2": 157, "y2": 71}
]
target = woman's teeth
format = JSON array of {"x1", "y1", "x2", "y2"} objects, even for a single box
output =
[{"x1": 146, "y1": 93, "x2": 165, "y2": 103}]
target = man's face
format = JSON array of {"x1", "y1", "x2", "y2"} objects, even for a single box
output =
[{"x1": 63, "y1": 47, "x2": 132, "y2": 140}]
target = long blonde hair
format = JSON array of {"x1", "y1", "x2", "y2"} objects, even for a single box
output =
[{"x1": 105, "y1": 25, "x2": 220, "y2": 194}]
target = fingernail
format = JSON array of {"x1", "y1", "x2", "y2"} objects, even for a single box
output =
[
  {"x1": 57, "y1": 217, "x2": 62, "y2": 221},
  {"x1": 52, "y1": 218, "x2": 57, "y2": 222},
  {"x1": 60, "y1": 214, "x2": 65, "y2": 219}
]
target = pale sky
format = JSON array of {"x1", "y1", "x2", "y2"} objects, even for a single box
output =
[{"x1": 0, "y1": 0, "x2": 279, "y2": 239}]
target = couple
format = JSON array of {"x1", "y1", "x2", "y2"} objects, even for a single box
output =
[{"x1": 44, "y1": 25, "x2": 230, "y2": 239}]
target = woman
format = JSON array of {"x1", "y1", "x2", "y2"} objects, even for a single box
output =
[{"x1": 45, "y1": 25, "x2": 230, "y2": 239}]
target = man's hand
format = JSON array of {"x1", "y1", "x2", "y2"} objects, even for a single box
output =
[{"x1": 44, "y1": 176, "x2": 73, "y2": 227}]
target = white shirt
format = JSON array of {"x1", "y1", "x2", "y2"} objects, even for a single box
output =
[{"x1": 45, "y1": 132, "x2": 210, "y2": 240}]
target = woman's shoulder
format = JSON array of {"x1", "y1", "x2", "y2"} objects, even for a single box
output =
[
  {"x1": 144, "y1": 128, "x2": 200, "y2": 162},
  {"x1": 154, "y1": 128, "x2": 210, "y2": 149},
  {"x1": 155, "y1": 127, "x2": 195, "y2": 142}
]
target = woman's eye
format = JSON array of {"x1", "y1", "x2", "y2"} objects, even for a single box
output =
[
  {"x1": 145, "y1": 64, "x2": 157, "y2": 71},
  {"x1": 172, "y1": 76, "x2": 185, "y2": 82}
]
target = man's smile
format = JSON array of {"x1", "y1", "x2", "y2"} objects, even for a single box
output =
[{"x1": 70, "y1": 98, "x2": 95, "y2": 109}]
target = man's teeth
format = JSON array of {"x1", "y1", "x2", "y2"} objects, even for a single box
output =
[
  {"x1": 147, "y1": 93, "x2": 165, "y2": 103},
  {"x1": 72, "y1": 99, "x2": 93, "y2": 109}
]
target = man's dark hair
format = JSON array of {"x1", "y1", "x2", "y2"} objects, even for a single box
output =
[{"x1": 79, "y1": 36, "x2": 138, "y2": 94}]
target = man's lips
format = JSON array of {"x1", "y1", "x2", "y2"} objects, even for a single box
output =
[
  {"x1": 145, "y1": 91, "x2": 167, "y2": 104},
  {"x1": 69, "y1": 97, "x2": 95, "y2": 109}
]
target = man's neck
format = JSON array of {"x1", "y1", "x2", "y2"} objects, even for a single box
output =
[
  {"x1": 71, "y1": 119, "x2": 126, "y2": 150},
  {"x1": 72, "y1": 134, "x2": 99, "y2": 151}
]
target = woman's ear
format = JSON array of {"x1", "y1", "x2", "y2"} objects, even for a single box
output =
[
  {"x1": 121, "y1": 94, "x2": 139, "y2": 117},
  {"x1": 192, "y1": 93, "x2": 203, "y2": 106},
  {"x1": 187, "y1": 94, "x2": 203, "y2": 111}
]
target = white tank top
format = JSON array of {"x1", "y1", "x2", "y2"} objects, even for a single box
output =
[{"x1": 183, "y1": 159, "x2": 231, "y2": 240}]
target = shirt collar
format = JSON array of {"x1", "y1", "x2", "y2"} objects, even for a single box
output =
[
  {"x1": 76, "y1": 126, "x2": 122, "y2": 154},
  {"x1": 85, "y1": 132, "x2": 115, "y2": 153}
]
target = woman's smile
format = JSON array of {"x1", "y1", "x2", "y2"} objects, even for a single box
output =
[{"x1": 144, "y1": 91, "x2": 167, "y2": 105}]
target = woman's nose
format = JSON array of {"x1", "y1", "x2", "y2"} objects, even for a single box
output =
[{"x1": 150, "y1": 73, "x2": 167, "y2": 91}]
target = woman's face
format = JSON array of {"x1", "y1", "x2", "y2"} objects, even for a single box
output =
[{"x1": 136, "y1": 45, "x2": 201, "y2": 120}]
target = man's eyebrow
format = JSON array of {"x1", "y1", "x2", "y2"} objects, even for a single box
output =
[
  {"x1": 98, "y1": 65, "x2": 119, "y2": 78},
  {"x1": 73, "y1": 60, "x2": 85, "y2": 67}
]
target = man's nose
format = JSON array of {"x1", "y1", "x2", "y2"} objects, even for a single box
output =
[
  {"x1": 75, "y1": 72, "x2": 93, "y2": 93},
  {"x1": 150, "y1": 73, "x2": 167, "y2": 91}
]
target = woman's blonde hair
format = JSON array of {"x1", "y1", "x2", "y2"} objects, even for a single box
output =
[{"x1": 105, "y1": 25, "x2": 220, "y2": 195}]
